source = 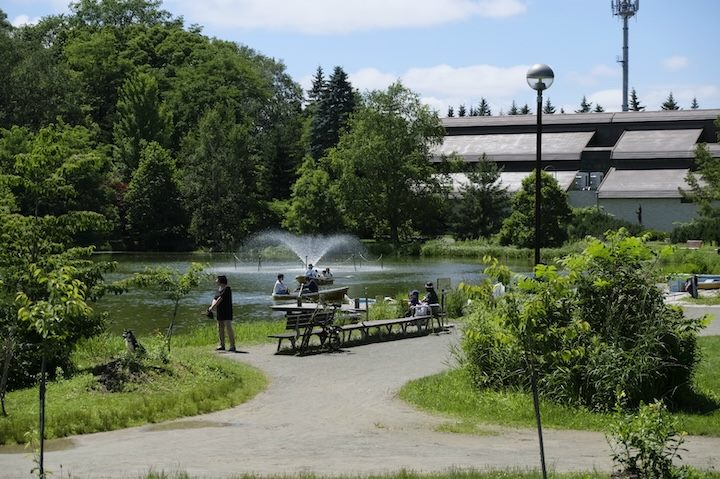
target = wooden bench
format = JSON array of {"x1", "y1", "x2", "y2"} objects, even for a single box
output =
[
  {"x1": 687, "y1": 239, "x2": 703, "y2": 249},
  {"x1": 268, "y1": 308, "x2": 337, "y2": 352},
  {"x1": 339, "y1": 314, "x2": 431, "y2": 342}
]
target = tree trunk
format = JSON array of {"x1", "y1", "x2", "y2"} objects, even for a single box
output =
[{"x1": 0, "y1": 329, "x2": 14, "y2": 416}]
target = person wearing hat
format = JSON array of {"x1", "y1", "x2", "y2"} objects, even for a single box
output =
[{"x1": 423, "y1": 281, "x2": 439, "y2": 305}]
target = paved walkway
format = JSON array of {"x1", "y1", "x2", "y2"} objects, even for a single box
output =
[{"x1": 1, "y1": 307, "x2": 719, "y2": 478}]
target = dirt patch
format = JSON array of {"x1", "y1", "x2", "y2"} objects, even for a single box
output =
[{"x1": 90, "y1": 357, "x2": 167, "y2": 393}]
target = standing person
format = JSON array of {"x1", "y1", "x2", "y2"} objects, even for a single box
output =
[
  {"x1": 273, "y1": 274, "x2": 289, "y2": 295},
  {"x1": 208, "y1": 275, "x2": 236, "y2": 352}
]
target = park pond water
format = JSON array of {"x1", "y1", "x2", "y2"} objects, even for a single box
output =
[{"x1": 94, "y1": 252, "x2": 532, "y2": 336}]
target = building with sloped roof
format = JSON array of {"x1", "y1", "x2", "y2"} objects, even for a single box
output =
[{"x1": 436, "y1": 109, "x2": 720, "y2": 232}]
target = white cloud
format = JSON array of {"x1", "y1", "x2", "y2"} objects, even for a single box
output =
[
  {"x1": 588, "y1": 89, "x2": 622, "y2": 112},
  {"x1": 642, "y1": 85, "x2": 719, "y2": 110},
  {"x1": 662, "y1": 55, "x2": 689, "y2": 71},
  {"x1": 568, "y1": 64, "x2": 620, "y2": 87},
  {"x1": 167, "y1": 0, "x2": 527, "y2": 34},
  {"x1": 342, "y1": 63, "x2": 531, "y2": 115},
  {"x1": 11, "y1": 14, "x2": 41, "y2": 27}
]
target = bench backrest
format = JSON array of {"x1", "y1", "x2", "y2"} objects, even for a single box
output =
[{"x1": 285, "y1": 309, "x2": 335, "y2": 331}]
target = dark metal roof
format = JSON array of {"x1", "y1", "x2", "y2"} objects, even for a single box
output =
[
  {"x1": 612, "y1": 129, "x2": 703, "y2": 160},
  {"x1": 441, "y1": 108, "x2": 720, "y2": 128},
  {"x1": 433, "y1": 131, "x2": 594, "y2": 162},
  {"x1": 598, "y1": 168, "x2": 692, "y2": 198}
]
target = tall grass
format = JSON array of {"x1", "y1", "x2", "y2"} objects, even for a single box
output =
[{"x1": 420, "y1": 238, "x2": 586, "y2": 262}]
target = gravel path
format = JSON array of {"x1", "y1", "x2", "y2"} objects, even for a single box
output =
[{"x1": 2, "y1": 308, "x2": 720, "y2": 478}]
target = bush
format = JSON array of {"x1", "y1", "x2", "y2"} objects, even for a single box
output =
[
  {"x1": 567, "y1": 207, "x2": 643, "y2": 240},
  {"x1": 461, "y1": 230, "x2": 705, "y2": 411}
]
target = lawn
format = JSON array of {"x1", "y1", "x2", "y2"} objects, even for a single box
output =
[
  {"x1": 0, "y1": 321, "x2": 283, "y2": 445},
  {"x1": 400, "y1": 336, "x2": 720, "y2": 436}
]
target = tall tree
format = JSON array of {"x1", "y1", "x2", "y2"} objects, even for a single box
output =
[
  {"x1": 306, "y1": 66, "x2": 325, "y2": 106},
  {"x1": 498, "y1": 170, "x2": 572, "y2": 248},
  {"x1": 520, "y1": 103, "x2": 531, "y2": 115},
  {"x1": 450, "y1": 158, "x2": 510, "y2": 239},
  {"x1": 125, "y1": 142, "x2": 187, "y2": 250},
  {"x1": 447, "y1": 106, "x2": 455, "y2": 117},
  {"x1": 593, "y1": 104, "x2": 605, "y2": 113},
  {"x1": 629, "y1": 88, "x2": 645, "y2": 111},
  {"x1": 681, "y1": 131, "x2": 720, "y2": 242},
  {"x1": 543, "y1": 98, "x2": 556, "y2": 114},
  {"x1": 330, "y1": 82, "x2": 446, "y2": 246},
  {"x1": 507, "y1": 101, "x2": 519, "y2": 115},
  {"x1": 458, "y1": 104, "x2": 466, "y2": 117},
  {"x1": 476, "y1": 98, "x2": 492, "y2": 116},
  {"x1": 282, "y1": 156, "x2": 343, "y2": 234},
  {"x1": 179, "y1": 104, "x2": 261, "y2": 250},
  {"x1": 690, "y1": 97, "x2": 699, "y2": 109},
  {"x1": 576, "y1": 96, "x2": 592, "y2": 113},
  {"x1": 113, "y1": 71, "x2": 172, "y2": 180},
  {"x1": 309, "y1": 66, "x2": 356, "y2": 160},
  {"x1": 661, "y1": 92, "x2": 680, "y2": 110}
]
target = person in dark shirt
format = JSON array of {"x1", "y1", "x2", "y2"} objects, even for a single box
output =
[
  {"x1": 304, "y1": 277, "x2": 319, "y2": 294},
  {"x1": 423, "y1": 282, "x2": 439, "y2": 305},
  {"x1": 208, "y1": 275, "x2": 236, "y2": 352}
]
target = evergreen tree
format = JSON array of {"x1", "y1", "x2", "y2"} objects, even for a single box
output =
[
  {"x1": 543, "y1": 98, "x2": 556, "y2": 114},
  {"x1": 309, "y1": 66, "x2": 356, "y2": 160},
  {"x1": 469, "y1": 106, "x2": 477, "y2": 116},
  {"x1": 447, "y1": 106, "x2": 454, "y2": 117},
  {"x1": 113, "y1": 71, "x2": 172, "y2": 181},
  {"x1": 519, "y1": 104, "x2": 531, "y2": 115},
  {"x1": 560, "y1": 107, "x2": 565, "y2": 114},
  {"x1": 477, "y1": 97, "x2": 492, "y2": 116},
  {"x1": 498, "y1": 170, "x2": 572, "y2": 248},
  {"x1": 458, "y1": 104, "x2": 466, "y2": 117},
  {"x1": 508, "y1": 100, "x2": 519, "y2": 115},
  {"x1": 629, "y1": 88, "x2": 645, "y2": 111},
  {"x1": 125, "y1": 142, "x2": 187, "y2": 250},
  {"x1": 690, "y1": 97, "x2": 699, "y2": 109},
  {"x1": 450, "y1": 158, "x2": 510, "y2": 239},
  {"x1": 661, "y1": 92, "x2": 680, "y2": 110},
  {"x1": 576, "y1": 96, "x2": 592, "y2": 113},
  {"x1": 593, "y1": 104, "x2": 605, "y2": 113},
  {"x1": 306, "y1": 66, "x2": 326, "y2": 105}
]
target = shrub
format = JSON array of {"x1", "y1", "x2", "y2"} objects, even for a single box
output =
[
  {"x1": 567, "y1": 207, "x2": 643, "y2": 240},
  {"x1": 461, "y1": 230, "x2": 705, "y2": 411}
]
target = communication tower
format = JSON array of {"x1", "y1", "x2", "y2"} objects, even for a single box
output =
[{"x1": 612, "y1": 0, "x2": 639, "y2": 112}]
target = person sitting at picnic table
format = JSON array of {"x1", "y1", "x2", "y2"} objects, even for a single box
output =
[
  {"x1": 273, "y1": 274, "x2": 289, "y2": 295},
  {"x1": 423, "y1": 282, "x2": 439, "y2": 305}
]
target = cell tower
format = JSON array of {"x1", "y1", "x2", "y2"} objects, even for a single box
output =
[{"x1": 612, "y1": 0, "x2": 639, "y2": 112}]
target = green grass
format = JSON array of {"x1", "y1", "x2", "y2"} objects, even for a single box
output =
[
  {"x1": 0, "y1": 322, "x2": 277, "y2": 446},
  {"x1": 687, "y1": 295, "x2": 720, "y2": 305},
  {"x1": 400, "y1": 336, "x2": 720, "y2": 437},
  {"x1": 419, "y1": 238, "x2": 586, "y2": 262}
]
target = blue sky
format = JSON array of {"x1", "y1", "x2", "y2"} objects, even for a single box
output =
[{"x1": 4, "y1": 0, "x2": 719, "y2": 115}]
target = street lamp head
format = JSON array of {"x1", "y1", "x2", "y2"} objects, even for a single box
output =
[{"x1": 526, "y1": 64, "x2": 554, "y2": 91}]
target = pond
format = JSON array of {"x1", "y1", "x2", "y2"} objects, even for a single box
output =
[{"x1": 94, "y1": 252, "x2": 532, "y2": 336}]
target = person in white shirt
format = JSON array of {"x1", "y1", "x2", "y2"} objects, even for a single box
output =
[{"x1": 273, "y1": 274, "x2": 289, "y2": 295}]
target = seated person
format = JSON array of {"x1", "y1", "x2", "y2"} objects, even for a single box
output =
[
  {"x1": 322, "y1": 267, "x2": 333, "y2": 278},
  {"x1": 405, "y1": 290, "x2": 421, "y2": 317},
  {"x1": 303, "y1": 277, "x2": 319, "y2": 294},
  {"x1": 423, "y1": 282, "x2": 439, "y2": 305},
  {"x1": 305, "y1": 264, "x2": 317, "y2": 278},
  {"x1": 273, "y1": 274, "x2": 289, "y2": 295}
]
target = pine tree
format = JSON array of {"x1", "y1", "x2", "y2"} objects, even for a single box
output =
[
  {"x1": 309, "y1": 66, "x2": 356, "y2": 159},
  {"x1": 519, "y1": 104, "x2": 531, "y2": 115},
  {"x1": 593, "y1": 104, "x2": 605, "y2": 113},
  {"x1": 690, "y1": 97, "x2": 699, "y2": 109},
  {"x1": 560, "y1": 107, "x2": 565, "y2": 114},
  {"x1": 575, "y1": 96, "x2": 592, "y2": 113},
  {"x1": 447, "y1": 106, "x2": 455, "y2": 117},
  {"x1": 629, "y1": 88, "x2": 645, "y2": 111},
  {"x1": 543, "y1": 98, "x2": 556, "y2": 114},
  {"x1": 477, "y1": 97, "x2": 492, "y2": 116},
  {"x1": 458, "y1": 104, "x2": 467, "y2": 117},
  {"x1": 508, "y1": 100, "x2": 519, "y2": 115},
  {"x1": 661, "y1": 92, "x2": 680, "y2": 110},
  {"x1": 469, "y1": 106, "x2": 478, "y2": 116},
  {"x1": 306, "y1": 66, "x2": 326, "y2": 105}
]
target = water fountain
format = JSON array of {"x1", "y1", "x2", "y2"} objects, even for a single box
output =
[{"x1": 244, "y1": 230, "x2": 368, "y2": 268}]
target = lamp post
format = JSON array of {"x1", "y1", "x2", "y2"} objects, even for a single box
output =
[
  {"x1": 526, "y1": 63, "x2": 554, "y2": 479},
  {"x1": 526, "y1": 64, "x2": 554, "y2": 265}
]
